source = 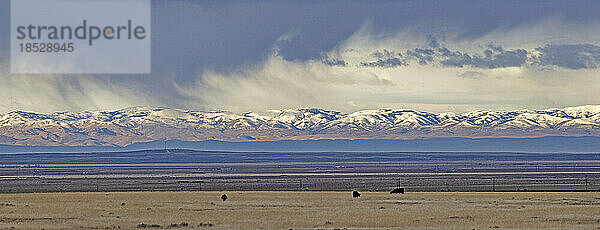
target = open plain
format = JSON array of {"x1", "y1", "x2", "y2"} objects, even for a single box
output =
[
  {"x1": 1, "y1": 150, "x2": 599, "y2": 192},
  {"x1": 1, "y1": 150, "x2": 599, "y2": 229},
  {"x1": 0, "y1": 191, "x2": 599, "y2": 229}
]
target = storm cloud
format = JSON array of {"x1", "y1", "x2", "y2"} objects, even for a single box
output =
[
  {"x1": 534, "y1": 44, "x2": 600, "y2": 69},
  {"x1": 2, "y1": 0, "x2": 600, "y2": 113},
  {"x1": 349, "y1": 42, "x2": 600, "y2": 70}
]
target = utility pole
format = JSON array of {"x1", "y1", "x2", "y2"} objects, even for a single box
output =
[
  {"x1": 585, "y1": 175, "x2": 588, "y2": 191},
  {"x1": 164, "y1": 138, "x2": 168, "y2": 152},
  {"x1": 492, "y1": 177, "x2": 496, "y2": 192}
]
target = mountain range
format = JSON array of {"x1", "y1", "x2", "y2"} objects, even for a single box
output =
[{"x1": 1, "y1": 105, "x2": 600, "y2": 146}]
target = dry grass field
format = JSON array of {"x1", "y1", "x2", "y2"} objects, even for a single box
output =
[{"x1": 0, "y1": 191, "x2": 599, "y2": 229}]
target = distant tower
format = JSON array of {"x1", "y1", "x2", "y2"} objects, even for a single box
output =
[
  {"x1": 164, "y1": 138, "x2": 169, "y2": 153},
  {"x1": 390, "y1": 179, "x2": 405, "y2": 194}
]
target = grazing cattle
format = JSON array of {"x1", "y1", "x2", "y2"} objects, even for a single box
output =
[
  {"x1": 221, "y1": 194, "x2": 228, "y2": 201},
  {"x1": 390, "y1": 188, "x2": 405, "y2": 194},
  {"x1": 352, "y1": 191, "x2": 361, "y2": 198}
]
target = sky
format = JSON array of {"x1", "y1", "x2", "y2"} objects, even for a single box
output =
[{"x1": 2, "y1": 0, "x2": 600, "y2": 113}]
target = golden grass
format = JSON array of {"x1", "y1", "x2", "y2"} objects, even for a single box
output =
[{"x1": 0, "y1": 191, "x2": 599, "y2": 229}]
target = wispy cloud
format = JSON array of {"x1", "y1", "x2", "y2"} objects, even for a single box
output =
[
  {"x1": 2, "y1": 2, "x2": 600, "y2": 114},
  {"x1": 178, "y1": 20, "x2": 600, "y2": 113},
  {"x1": 0, "y1": 66, "x2": 159, "y2": 113}
]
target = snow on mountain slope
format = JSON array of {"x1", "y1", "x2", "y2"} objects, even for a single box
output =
[{"x1": 0, "y1": 105, "x2": 599, "y2": 146}]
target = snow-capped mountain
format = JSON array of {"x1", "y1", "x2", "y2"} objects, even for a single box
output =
[{"x1": 1, "y1": 105, "x2": 600, "y2": 146}]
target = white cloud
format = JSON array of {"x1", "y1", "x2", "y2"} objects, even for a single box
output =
[
  {"x1": 0, "y1": 67, "x2": 157, "y2": 113},
  {"x1": 178, "y1": 21, "x2": 600, "y2": 113},
  {"x1": 3, "y1": 18, "x2": 600, "y2": 114}
]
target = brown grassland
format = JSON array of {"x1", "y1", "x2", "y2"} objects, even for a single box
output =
[{"x1": 1, "y1": 191, "x2": 599, "y2": 229}]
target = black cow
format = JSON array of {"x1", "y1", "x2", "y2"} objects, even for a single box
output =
[
  {"x1": 390, "y1": 188, "x2": 405, "y2": 194},
  {"x1": 352, "y1": 191, "x2": 361, "y2": 198}
]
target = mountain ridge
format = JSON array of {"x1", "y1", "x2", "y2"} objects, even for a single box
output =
[{"x1": 1, "y1": 105, "x2": 600, "y2": 146}]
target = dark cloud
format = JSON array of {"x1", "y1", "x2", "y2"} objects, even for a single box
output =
[
  {"x1": 407, "y1": 48, "x2": 436, "y2": 65},
  {"x1": 437, "y1": 44, "x2": 527, "y2": 68},
  {"x1": 534, "y1": 44, "x2": 600, "y2": 69},
  {"x1": 427, "y1": 35, "x2": 440, "y2": 48},
  {"x1": 152, "y1": 0, "x2": 600, "y2": 72},
  {"x1": 0, "y1": 0, "x2": 9, "y2": 65},
  {"x1": 4, "y1": 0, "x2": 600, "y2": 76},
  {"x1": 469, "y1": 47, "x2": 528, "y2": 68},
  {"x1": 360, "y1": 49, "x2": 407, "y2": 67},
  {"x1": 360, "y1": 58, "x2": 407, "y2": 68},
  {"x1": 371, "y1": 49, "x2": 398, "y2": 59},
  {"x1": 355, "y1": 41, "x2": 600, "y2": 70},
  {"x1": 3, "y1": 0, "x2": 600, "y2": 113},
  {"x1": 359, "y1": 43, "x2": 527, "y2": 69},
  {"x1": 439, "y1": 51, "x2": 472, "y2": 68}
]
